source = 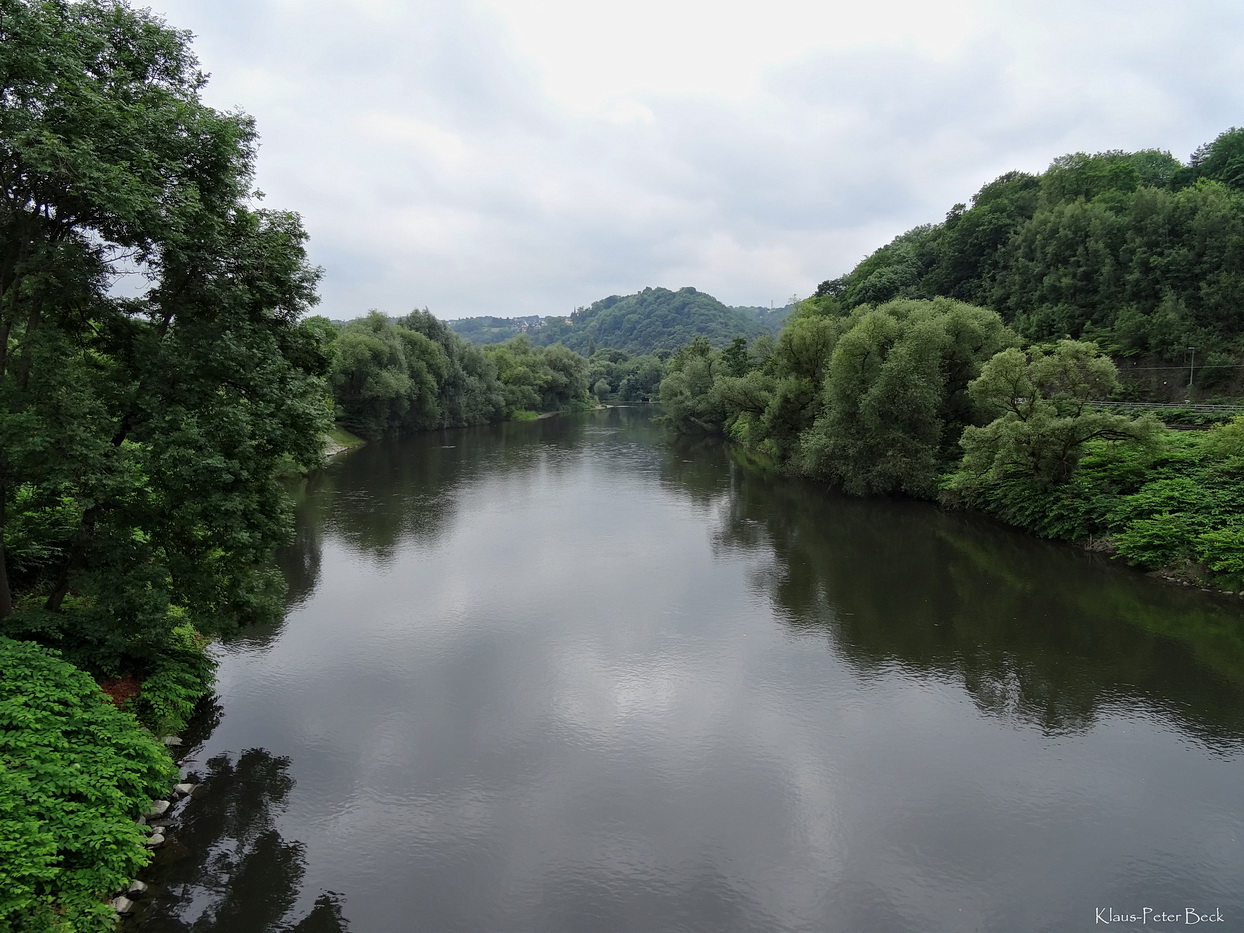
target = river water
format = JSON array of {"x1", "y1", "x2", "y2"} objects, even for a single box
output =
[{"x1": 136, "y1": 408, "x2": 1244, "y2": 933}]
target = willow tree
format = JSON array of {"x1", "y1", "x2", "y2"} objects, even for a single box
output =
[
  {"x1": 799, "y1": 298, "x2": 1018, "y2": 497},
  {"x1": 958, "y1": 340, "x2": 1158, "y2": 485},
  {"x1": 0, "y1": 0, "x2": 328, "y2": 661}
]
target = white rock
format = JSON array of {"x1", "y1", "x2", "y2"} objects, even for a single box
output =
[
  {"x1": 144, "y1": 800, "x2": 170, "y2": 819},
  {"x1": 161, "y1": 735, "x2": 184, "y2": 746},
  {"x1": 128, "y1": 880, "x2": 149, "y2": 896},
  {"x1": 146, "y1": 833, "x2": 165, "y2": 847},
  {"x1": 111, "y1": 895, "x2": 135, "y2": 915},
  {"x1": 173, "y1": 783, "x2": 197, "y2": 797}
]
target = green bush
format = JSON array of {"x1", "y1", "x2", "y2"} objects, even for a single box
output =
[
  {"x1": 0, "y1": 637, "x2": 177, "y2": 933},
  {"x1": 133, "y1": 620, "x2": 217, "y2": 736}
]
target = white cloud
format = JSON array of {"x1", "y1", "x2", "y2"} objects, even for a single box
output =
[{"x1": 150, "y1": 0, "x2": 1244, "y2": 319}]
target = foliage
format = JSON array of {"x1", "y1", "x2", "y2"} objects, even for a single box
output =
[
  {"x1": 658, "y1": 337, "x2": 731, "y2": 434},
  {"x1": 447, "y1": 293, "x2": 797, "y2": 356},
  {"x1": 663, "y1": 301, "x2": 1244, "y2": 586},
  {"x1": 539, "y1": 287, "x2": 774, "y2": 355},
  {"x1": 656, "y1": 129, "x2": 1244, "y2": 586},
  {"x1": 812, "y1": 130, "x2": 1244, "y2": 379},
  {"x1": 322, "y1": 311, "x2": 508, "y2": 438},
  {"x1": 660, "y1": 299, "x2": 1016, "y2": 496},
  {"x1": 0, "y1": 637, "x2": 177, "y2": 933},
  {"x1": 132, "y1": 617, "x2": 216, "y2": 736},
  {"x1": 480, "y1": 335, "x2": 591, "y2": 416},
  {"x1": 958, "y1": 340, "x2": 1159, "y2": 485},
  {"x1": 800, "y1": 298, "x2": 1017, "y2": 497},
  {"x1": 946, "y1": 420, "x2": 1244, "y2": 588},
  {"x1": 0, "y1": 0, "x2": 331, "y2": 661},
  {"x1": 586, "y1": 348, "x2": 666, "y2": 401}
]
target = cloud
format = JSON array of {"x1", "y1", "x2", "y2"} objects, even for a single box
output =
[{"x1": 151, "y1": 0, "x2": 1244, "y2": 319}]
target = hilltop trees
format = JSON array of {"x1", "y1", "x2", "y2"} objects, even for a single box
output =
[
  {"x1": 809, "y1": 129, "x2": 1244, "y2": 383},
  {"x1": 448, "y1": 287, "x2": 779, "y2": 356}
]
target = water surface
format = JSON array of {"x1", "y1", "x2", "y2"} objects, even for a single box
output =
[{"x1": 136, "y1": 408, "x2": 1244, "y2": 932}]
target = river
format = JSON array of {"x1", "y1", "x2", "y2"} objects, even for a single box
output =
[{"x1": 134, "y1": 407, "x2": 1244, "y2": 933}]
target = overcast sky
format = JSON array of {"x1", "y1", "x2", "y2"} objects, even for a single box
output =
[{"x1": 150, "y1": 0, "x2": 1244, "y2": 321}]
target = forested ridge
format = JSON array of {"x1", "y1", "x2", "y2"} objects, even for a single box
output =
[
  {"x1": 448, "y1": 287, "x2": 794, "y2": 354},
  {"x1": 650, "y1": 136, "x2": 1241, "y2": 591},
  {"x1": 656, "y1": 128, "x2": 1244, "y2": 591},
  {"x1": 811, "y1": 131, "x2": 1244, "y2": 397}
]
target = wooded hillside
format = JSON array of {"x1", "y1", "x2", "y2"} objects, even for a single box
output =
[
  {"x1": 810, "y1": 129, "x2": 1244, "y2": 398},
  {"x1": 449, "y1": 288, "x2": 793, "y2": 355}
]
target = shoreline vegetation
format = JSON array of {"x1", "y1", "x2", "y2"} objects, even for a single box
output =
[
  {"x1": 648, "y1": 130, "x2": 1244, "y2": 594},
  {"x1": 3, "y1": 0, "x2": 1243, "y2": 928},
  {"x1": 657, "y1": 301, "x2": 1244, "y2": 594}
]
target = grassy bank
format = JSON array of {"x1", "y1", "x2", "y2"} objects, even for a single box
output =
[{"x1": 325, "y1": 424, "x2": 367, "y2": 456}]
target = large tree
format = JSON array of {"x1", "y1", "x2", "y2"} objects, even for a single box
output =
[{"x1": 0, "y1": 0, "x2": 328, "y2": 658}]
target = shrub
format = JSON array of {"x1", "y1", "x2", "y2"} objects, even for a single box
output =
[
  {"x1": 133, "y1": 620, "x2": 217, "y2": 736},
  {"x1": 0, "y1": 638, "x2": 176, "y2": 933}
]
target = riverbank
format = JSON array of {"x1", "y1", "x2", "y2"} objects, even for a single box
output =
[
  {"x1": 324, "y1": 424, "x2": 367, "y2": 458},
  {"x1": 724, "y1": 422, "x2": 1244, "y2": 595},
  {"x1": 0, "y1": 638, "x2": 195, "y2": 932}
]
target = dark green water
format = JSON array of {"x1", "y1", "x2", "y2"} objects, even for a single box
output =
[{"x1": 136, "y1": 408, "x2": 1244, "y2": 932}]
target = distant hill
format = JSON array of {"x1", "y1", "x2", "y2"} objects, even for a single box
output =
[
  {"x1": 448, "y1": 288, "x2": 793, "y2": 354},
  {"x1": 443, "y1": 315, "x2": 544, "y2": 345}
]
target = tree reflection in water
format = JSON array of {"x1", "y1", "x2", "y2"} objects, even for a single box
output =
[
  {"x1": 669, "y1": 441, "x2": 1244, "y2": 745},
  {"x1": 130, "y1": 739, "x2": 351, "y2": 933}
]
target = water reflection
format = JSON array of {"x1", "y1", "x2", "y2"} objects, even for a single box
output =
[
  {"x1": 143, "y1": 409, "x2": 1242, "y2": 932},
  {"x1": 132, "y1": 734, "x2": 351, "y2": 933},
  {"x1": 701, "y1": 445, "x2": 1244, "y2": 744},
  {"x1": 275, "y1": 411, "x2": 1244, "y2": 746}
]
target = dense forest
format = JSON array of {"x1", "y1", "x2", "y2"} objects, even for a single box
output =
[
  {"x1": 656, "y1": 129, "x2": 1244, "y2": 591},
  {"x1": 448, "y1": 288, "x2": 794, "y2": 354},
  {"x1": 809, "y1": 132, "x2": 1244, "y2": 398}
]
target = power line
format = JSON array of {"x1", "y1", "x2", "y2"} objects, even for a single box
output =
[{"x1": 1119, "y1": 363, "x2": 1243, "y2": 370}]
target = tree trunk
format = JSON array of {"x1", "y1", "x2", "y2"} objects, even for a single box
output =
[
  {"x1": 44, "y1": 521, "x2": 91, "y2": 614},
  {"x1": 0, "y1": 487, "x2": 11, "y2": 618}
]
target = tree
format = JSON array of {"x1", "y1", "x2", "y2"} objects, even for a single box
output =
[
  {"x1": 959, "y1": 341, "x2": 1157, "y2": 485},
  {"x1": 800, "y1": 299, "x2": 1015, "y2": 497},
  {"x1": 658, "y1": 337, "x2": 727, "y2": 434},
  {"x1": 1178, "y1": 127, "x2": 1244, "y2": 190},
  {"x1": 0, "y1": 0, "x2": 329, "y2": 657}
]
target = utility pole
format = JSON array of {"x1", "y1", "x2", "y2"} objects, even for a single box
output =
[{"x1": 1187, "y1": 346, "x2": 1196, "y2": 398}]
